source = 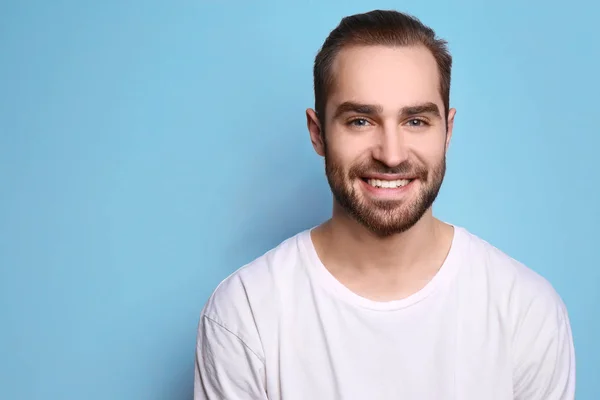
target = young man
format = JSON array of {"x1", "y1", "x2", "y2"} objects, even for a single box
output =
[{"x1": 194, "y1": 10, "x2": 576, "y2": 400}]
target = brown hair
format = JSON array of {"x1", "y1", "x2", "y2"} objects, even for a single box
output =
[{"x1": 313, "y1": 10, "x2": 452, "y2": 123}]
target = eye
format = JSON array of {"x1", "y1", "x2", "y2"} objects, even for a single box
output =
[
  {"x1": 405, "y1": 118, "x2": 428, "y2": 127},
  {"x1": 348, "y1": 118, "x2": 372, "y2": 127}
]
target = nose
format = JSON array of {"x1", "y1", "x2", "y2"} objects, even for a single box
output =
[{"x1": 372, "y1": 125, "x2": 409, "y2": 167}]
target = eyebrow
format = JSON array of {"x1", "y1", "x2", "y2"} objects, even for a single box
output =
[
  {"x1": 332, "y1": 101, "x2": 441, "y2": 119},
  {"x1": 332, "y1": 102, "x2": 383, "y2": 119},
  {"x1": 400, "y1": 102, "x2": 441, "y2": 119}
]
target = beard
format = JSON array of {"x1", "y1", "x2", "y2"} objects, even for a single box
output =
[{"x1": 324, "y1": 148, "x2": 446, "y2": 238}]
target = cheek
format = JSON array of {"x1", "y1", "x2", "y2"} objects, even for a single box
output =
[
  {"x1": 429, "y1": 146, "x2": 447, "y2": 162},
  {"x1": 412, "y1": 136, "x2": 447, "y2": 163},
  {"x1": 326, "y1": 134, "x2": 368, "y2": 167}
]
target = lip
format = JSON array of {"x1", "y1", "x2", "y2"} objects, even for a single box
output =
[
  {"x1": 359, "y1": 177, "x2": 416, "y2": 199},
  {"x1": 361, "y1": 173, "x2": 417, "y2": 180}
]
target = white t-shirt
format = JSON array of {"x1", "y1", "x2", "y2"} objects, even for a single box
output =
[{"x1": 194, "y1": 225, "x2": 575, "y2": 400}]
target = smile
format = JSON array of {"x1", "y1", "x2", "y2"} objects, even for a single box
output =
[{"x1": 365, "y1": 178, "x2": 412, "y2": 189}]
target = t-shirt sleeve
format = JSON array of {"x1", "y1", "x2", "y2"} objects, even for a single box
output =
[
  {"x1": 194, "y1": 315, "x2": 268, "y2": 400},
  {"x1": 512, "y1": 290, "x2": 576, "y2": 399}
]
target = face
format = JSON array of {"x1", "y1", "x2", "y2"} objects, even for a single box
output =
[{"x1": 307, "y1": 45, "x2": 456, "y2": 237}]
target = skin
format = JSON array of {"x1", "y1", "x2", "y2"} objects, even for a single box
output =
[{"x1": 305, "y1": 44, "x2": 457, "y2": 301}]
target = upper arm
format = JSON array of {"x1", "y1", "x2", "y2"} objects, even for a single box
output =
[
  {"x1": 512, "y1": 291, "x2": 576, "y2": 399},
  {"x1": 194, "y1": 315, "x2": 268, "y2": 400}
]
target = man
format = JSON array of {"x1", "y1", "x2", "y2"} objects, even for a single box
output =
[{"x1": 194, "y1": 9, "x2": 575, "y2": 400}]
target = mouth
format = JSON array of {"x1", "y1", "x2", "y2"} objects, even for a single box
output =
[
  {"x1": 358, "y1": 175, "x2": 417, "y2": 199},
  {"x1": 362, "y1": 178, "x2": 413, "y2": 189}
]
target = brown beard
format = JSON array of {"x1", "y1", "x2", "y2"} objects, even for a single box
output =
[{"x1": 324, "y1": 148, "x2": 446, "y2": 237}]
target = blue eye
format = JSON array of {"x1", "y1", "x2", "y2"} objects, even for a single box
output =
[
  {"x1": 406, "y1": 119, "x2": 428, "y2": 127},
  {"x1": 349, "y1": 118, "x2": 370, "y2": 127}
]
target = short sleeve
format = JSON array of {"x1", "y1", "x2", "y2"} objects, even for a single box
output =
[
  {"x1": 512, "y1": 291, "x2": 576, "y2": 399},
  {"x1": 194, "y1": 315, "x2": 268, "y2": 400}
]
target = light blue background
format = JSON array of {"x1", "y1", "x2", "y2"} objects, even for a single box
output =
[{"x1": 1, "y1": 0, "x2": 598, "y2": 399}]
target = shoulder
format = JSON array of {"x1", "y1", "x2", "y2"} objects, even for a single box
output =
[
  {"x1": 456, "y1": 226, "x2": 569, "y2": 329},
  {"x1": 200, "y1": 230, "x2": 310, "y2": 333},
  {"x1": 455, "y1": 228, "x2": 577, "y2": 397}
]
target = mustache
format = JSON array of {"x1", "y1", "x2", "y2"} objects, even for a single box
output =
[{"x1": 349, "y1": 160, "x2": 428, "y2": 178}]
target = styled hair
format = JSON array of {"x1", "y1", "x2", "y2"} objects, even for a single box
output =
[{"x1": 313, "y1": 10, "x2": 452, "y2": 123}]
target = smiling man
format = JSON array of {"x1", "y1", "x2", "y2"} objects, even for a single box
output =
[{"x1": 194, "y1": 10, "x2": 575, "y2": 400}]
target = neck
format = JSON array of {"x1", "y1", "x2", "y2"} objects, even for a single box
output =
[{"x1": 311, "y1": 204, "x2": 454, "y2": 301}]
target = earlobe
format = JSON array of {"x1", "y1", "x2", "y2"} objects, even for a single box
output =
[{"x1": 306, "y1": 108, "x2": 326, "y2": 157}]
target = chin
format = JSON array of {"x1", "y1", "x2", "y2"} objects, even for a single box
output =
[
  {"x1": 361, "y1": 219, "x2": 421, "y2": 237},
  {"x1": 348, "y1": 202, "x2": 426, "y2": 237}
]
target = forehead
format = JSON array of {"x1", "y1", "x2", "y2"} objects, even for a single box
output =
[{"x1": 327, "y1": 45, "x2": 443, "y2": 114}]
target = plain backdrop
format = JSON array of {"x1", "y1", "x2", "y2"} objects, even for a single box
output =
[{"x1": 1, "y1": 0, "x2": 598, "y2": 399}]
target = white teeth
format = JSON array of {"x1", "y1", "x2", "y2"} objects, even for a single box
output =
[{"x1": 367, "y1": 179, "x2": 411, "y2": 188}]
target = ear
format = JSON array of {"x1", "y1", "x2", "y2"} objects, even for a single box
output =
[
  {"x1": 445, "y1": 108, "x2": 456, "y2": 151},
  {"x1": 306, "y1": 108, "x2": 325, "y2": 157}
]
